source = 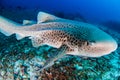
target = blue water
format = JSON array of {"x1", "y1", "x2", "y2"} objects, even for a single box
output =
[
  {"x1": 1, "y1": 0, "x2": 120, "y2": 22},
  {"x1": 0, "y1": 0, "x2": 120, "y2": 80},
  {"x1": 0, "y1": 0, "x2": 120, "y2": 32}
]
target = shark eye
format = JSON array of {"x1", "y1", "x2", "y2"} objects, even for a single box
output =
[
  {"x1": 89, "y1": 42, "x2": 95, "y2": 46},
  {"x1": 87, "y1": 41, "x2": 95, "y2": 46}
]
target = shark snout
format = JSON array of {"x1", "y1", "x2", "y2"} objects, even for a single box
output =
[
  {"x1": 88, "y1": 39, "x2": 118, "y2": 57},
  {"x1": 86, "y1": 28, "x2": 118, "y2": 57},
  {"x1": 99, "y1": 40, "x2": 117, "y2": 54}
]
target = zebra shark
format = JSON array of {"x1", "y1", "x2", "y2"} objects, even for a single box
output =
[
  {"x1": 0, "y1": 12, "x2": 118, "y2": 70},
  {"x1": 0, "y1": 11, "x2": 117, "y2": 57}
]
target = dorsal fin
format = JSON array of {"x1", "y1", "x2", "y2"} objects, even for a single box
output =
[
  {"x1": 37, "y1": 12, "x2": 60, "y2": 24},
  {"x1": 22, "y1": 20, "x2": 36, "y2": 25}
]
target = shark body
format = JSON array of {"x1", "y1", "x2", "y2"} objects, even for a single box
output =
[{"x1": 0, "y1": 12, "x2": 118, "y2": 57}]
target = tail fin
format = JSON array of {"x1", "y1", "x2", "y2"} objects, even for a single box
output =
[{"x1": 0, "y1": 16, "x2": 21, "y2": 36}]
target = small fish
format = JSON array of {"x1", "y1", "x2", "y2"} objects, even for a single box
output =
[{"x1": 0, "y1": 11, "x2": 118, "y2": 58}]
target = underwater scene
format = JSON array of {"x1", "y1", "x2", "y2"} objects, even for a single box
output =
[{"x1": 0, "y1": 0, "x2": 120, "y2": 80}]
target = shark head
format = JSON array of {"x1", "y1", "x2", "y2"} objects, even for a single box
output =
[{"x1": 65, "y1": 23, "x2": 118, "y2": 57}]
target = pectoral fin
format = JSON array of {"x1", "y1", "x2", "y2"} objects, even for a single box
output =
[{"x1": 39, "y1": 45, "x2": 69, "y2": 71}]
